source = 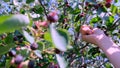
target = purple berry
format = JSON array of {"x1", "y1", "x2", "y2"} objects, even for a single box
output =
[
  {"x1": 47, "y1": 11, "x2": 58, "y2": 23},
  {"x1": 14, "y1": 55, "x2": 23, "y2": 65},
  {"x1": 8, "y1": 50, "x2": 16, "y2": 57},
  {"x1": 30, "y1": 43, "x2": 38, "y2": 50},
  {"x1": 105, "y1": 2, "x2": 111, "y2": 8}
]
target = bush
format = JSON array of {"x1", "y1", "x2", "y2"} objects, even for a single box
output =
[{"x1": 0, "y1": 0, "x2": 120, "y2": 68}]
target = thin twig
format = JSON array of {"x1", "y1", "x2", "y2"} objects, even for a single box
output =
[
  {"x1": 97, "y1": 60, "x2": 109, "y2": 68},
  {"x1": 107, "y1": 17, "x2": 120, "y2": 30},
  {"x1": 38, "y1": 0, "x2": 48, "y2": 17}
]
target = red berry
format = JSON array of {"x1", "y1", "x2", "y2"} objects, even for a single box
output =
[
  {"x1": 47, "y1": 11, "x2": 59, "y2": 23},
  {"x1": 30, "y1": 42, "x2": 38, "y2": 50},
  {"x1": 106, "y1": 0, "x2": 112, "y2": 3},
  {"x1": 14, "y1": 55, "x2": 23, "y2": 65},
  {"x1": 105, "y1": 2, "x2": 111, "y2": 8}
]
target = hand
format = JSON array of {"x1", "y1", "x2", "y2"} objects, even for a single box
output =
[{"x1": 80, "y1": 25, "x2": 108, "y2": 45}]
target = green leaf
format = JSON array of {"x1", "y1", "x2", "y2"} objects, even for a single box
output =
[
  {"x1": 23, "y1": 30, "x2": 35, "y2": 44},
  {"x1": 0, "y1": 43, "x2": 15, "y2": 55},
  {"x1": 70, "y1": 8, "x2": 81, "y2": 14},
  {"x1": 106, "y1": 16, "x2": 114, "y2": 27},
  {"x1": 105, "y1": 63, "x2": 113, "y2": 68},
  {"x1": 0, "y1": 14, "x2": 30, "y2": 34},
  {"x1": 90, "y1": 16, "x2": 101, "y2": 23},
  {"x1": 19, "y1": 49, "x2": 29, "y2": 57},
  {"x1": 26, "y1": 0, "x2": 34, "y2": 4},
  {"x1": 75, "y1": 14, "x2": 80, "y2": 22},
  {"x1": 4, "y1": 0, "x2": 10, "y2": 2},
  {"x1": 37, "y1": 41, "x2": 44, "y2": 51},
  {"x1": 50, "y1": 24, "x2": 69, "y2": 52},
  {"x1": 0, "y1": 33, "x2": 15, "y2": 55},
  {"x1": 6, "y1": 59, "x2": 11, "y2": 68},
  {"x1": 88, "y1": 47, "x2": 100, "y2": 58},
  {"x1": 111, "y1": 5, "x2": 118, "y2": 14},
  {"x1": 44, "y1": 32, "x2": 52, "y2": 43},
  {"x1": 4, "y1": 33, "x2": 13, "y2": 44},
  {"x1": 32, "y1": 6, "x2": 44, "y2": 14}
]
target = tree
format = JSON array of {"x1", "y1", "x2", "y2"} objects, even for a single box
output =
[{"x1": 0, "y1": 0, "x2": 120, "y2": 68}]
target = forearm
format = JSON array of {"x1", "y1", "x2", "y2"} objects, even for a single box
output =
[{"x1": 98, "y1": 36, "x2": 120, "y2": 68}]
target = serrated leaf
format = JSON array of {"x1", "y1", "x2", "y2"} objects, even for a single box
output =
[
  {"x1": 56, "y1": 54, "x2": 68, "y2": 68},
  {"x1": 0, "y1": 14, "x2": 30, "y2": 34},
  {"x1": 50, "y1": 24, "x2": 69, "y2": 52},
  {"x1": 23, "y1": 30, "x2": 35, "y2": 44}
]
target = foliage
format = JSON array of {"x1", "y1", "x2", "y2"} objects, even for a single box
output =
[{"x1": 0, "y1": 0, "x2": 120, "y2": 68}]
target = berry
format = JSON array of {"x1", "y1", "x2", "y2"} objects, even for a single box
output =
[
  {"x1": 14, "y1": 55, "x2": 23, "y2": 65},
  {"x1": 54, "y1": 48, "x2": 61, "y2": 54},
  {"x1": 105, "y1": 2, "x2": 111, "y2": 8},
  {"x1": 8, "y1": 50, "x2": 16, "y2": 57},
  {"x1": 93, "y1": 4, "x2": 99, "y2": 9},
  {"x1": 85, "y1": 2, "x2": 89, "y2": 6},
  {"x1": 17, "y1": 34, "x2": 23, "y2": 39},
  {"x1": 28, "y1": 60, "x2": 35, "y2": 68},
  {"x1": 19, "y1": 38, "x2": 23, "y2": 43},
  {"x1": 30, "y1": 42, "x2": 38, "y2": 50},
  {"x1": 79, "y1": 13, "x2": 85, "y2": 17},
  {"x1": 13, "y1": 36, "x2": 18, "y2": 41},
  {"x1": 98, "y1": 3, "x2": 103, "y2": 8},
  {"x1": 106, "y1": 0, "x2": 112, "y2": 3},
  {"x1": 47, "y1": 11, "x2": 59, "y2": 23}
]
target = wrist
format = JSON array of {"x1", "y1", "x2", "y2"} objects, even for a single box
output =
[{"x1": 97, "y1": 35, "x2": 112, "y2": 47}]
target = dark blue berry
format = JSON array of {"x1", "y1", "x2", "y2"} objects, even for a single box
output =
[{"x1": 28, "y1": 60, "x2": 35, "y2": 68}]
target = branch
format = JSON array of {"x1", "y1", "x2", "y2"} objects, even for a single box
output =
[
  {"x1": 107, "y1": 17, "x2": 120, "y2": 30},
  {"x1": 38, "y1": 0, "x2": 48, "y2": 17}
]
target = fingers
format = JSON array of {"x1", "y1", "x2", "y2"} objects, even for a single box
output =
[
  {"x1": 80, "y1": 25, "x2": 93, "y2": 35},
  {"x1": 82, "y1": 34, "x2": 93, "y2": 42}
]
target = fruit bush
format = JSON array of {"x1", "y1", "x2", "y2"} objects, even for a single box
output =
[{"x1": 0, "y1": 0, "x2": 120, "y2": 68}]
